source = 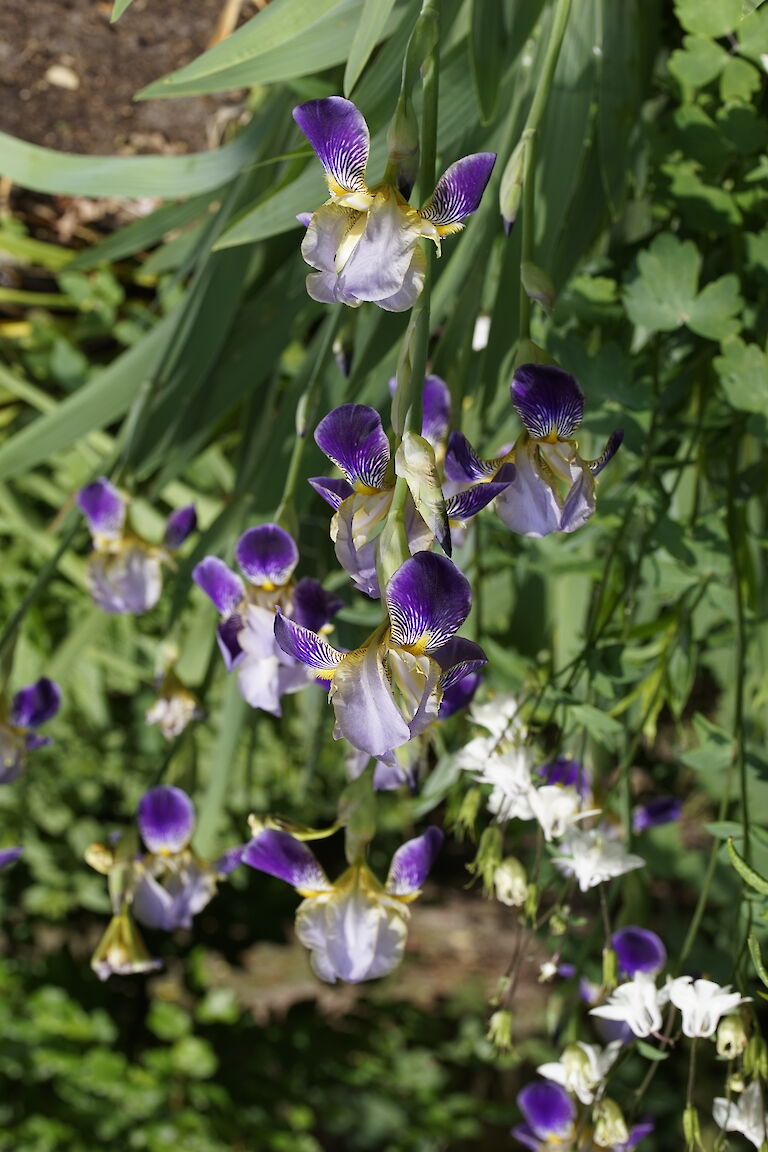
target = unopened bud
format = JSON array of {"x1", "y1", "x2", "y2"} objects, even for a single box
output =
[
  {"x1": 85, "y1": 842, "x2": 114, "y2": 875},
  {"x1": 499, "y1": 136, "x2": 526, "y2": 233},
  {"x1": 602, "y1": 946, "x2": 618, "y2": 991},
  {"x1": 454, "y1": 786, "x2": 482, "y2": 840},
  {"x1": 493, "y1": 857, "x2": 527, "y2": 907},
  {"x1": 550, "y1": 904, "x2": 569, "y2": 935},
  {"x1": 682, "y1": 1105, "x2": 702, "y2": 1149},
  {"x1": 486, "y1": 1009, "x2": 514, "y2": 1052},
  {"x1": 468, "y1": 826, "x2": 503, "y2": 893},
  {"x1": 387, "y1": 96, "x2": 419, "y2": 199},
  {"x1": 744, "y1": 1035, "x2": 768, "y2": 1080},
  {"x1": 717, "y1": 1016, "x2": 748, "y2": 1059},
  {"x1": 593, "y1": 1098, "x2": 628, "y2": 1148}
]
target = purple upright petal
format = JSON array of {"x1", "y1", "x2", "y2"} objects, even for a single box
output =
[
  {"x1": 420, "y1": 153, "x2": 496, "y2": 228},
  {"x1": 274, "y1": 609, "x2": 345, "y2": 674},
  {"x1": 590, "y1": 429, "x2": 624, "y2": 476},
  {"x1": 438, "y1": 670, "x2": 481, "y2": 718},
  {"x1": 0, "y1": 847, "x2": 22, "y2": 869},
  {"x1": 11, "y1": 678, "x2": 62, "y2": 729},
  {"x1": 537, "y1": 757, "x2": 586, "y2": 791},
  {"x1": 315, "y1": 404, "x2": 390, "y2": 489},
  {"x1": 217, "y1": 615, "x2": 244, "y2": 670},
  {"x1": 612, "y1": 927, "x2": 667, "y2": 977},
  {"x1": 243, "y1": 828, "x2": 331, "y2": 892},
  {"x1": 77, "y1": 477, "x2": 125, "y2": 538},
  {"x1": 163, "y1": 504, "x2": 197, "y2": 550},
  {"x1": 138, "y1": 786, "x2": 195, "y2": 854},
  {"x1": 430, "y1": 636, "x2": 487, "y2": 691},
  {"x1": 235, "y1": 524, "x2": 298, "y2": 588},
  {"x1": 291, "y1": 578, "x2": 343, "y2": 633},
  {"x1": 386, "y1": 826, "x2": 443, "y2": 896},
  {"x1": 511, "y1": 364, "x2": 584, "y2": 441},
  {"x1": 308, "y1": 476, "x2": 354, "y2": 511},
  {"x1": 445, "y1": 474, "x2": 514, "y2": 522},
  {"x1": 632, "y1": 796, "x2": 682, "y2": 833},
  {"x1": 389, "y1": 374, "x2": 451, "y2": 448},
  {"x1": 622, "y1": 1120, "x2": 655, "y2": 1151},
  {"x1": 444, "y1": 431, "x2": 504, "y2": 482},
  {"x1": 517, "y1": 1081, "x2": 575, "y2": 1140},
  {"x1": 386, "y1": 553, "x2": 472, "y2": 652},
  {"x1": 293, "y1": 97, "x2": 370, "y2": 195},
  {"x1": 215, "y1": 846, "x2": 244, "y2": 875},
  {"x1": 193, "y1": 557, "x2": 245, "y2": 614}
]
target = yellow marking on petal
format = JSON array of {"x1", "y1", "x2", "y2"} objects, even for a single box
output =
[
  {"x1": 400, "y1": 635, "x2": 430, "y2": 657},
  {"x1": 436, "y1": 221, "x2": 465, "y2": 237},
  {"x1": 335, "y1": 211, "x2": 368, "y2": 273},
  {"x1": 353, "y1": 482, "x2": 382, "y2": 496},
  {"x1": 541, "y1": 430, "x2": 560, "y2": 444}
]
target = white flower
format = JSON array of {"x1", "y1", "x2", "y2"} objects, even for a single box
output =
[
  {"x1": 589, "y1": 973, "x2": 669, "y2": 1038},
  {"x1": 528, "y1": 784, "x2": 598, "y2": 842},
  {"x1": 470, "y1": 694, "x2": 525, "y2": 741},
  {"x1": 538, "y1": 1041, "x2": 622, "y2": 1105},
  {"x1": 552, "y1": 827, "x2": 645, "y2": 891},
  {"x1": 713, "y1": 1081, "x2": 768, "y2": 1149},
  {"x1": 666, "y1": 976, "x2": 751, "y2": 1039},
  {"x1": 493, "y1": 857, "x2": 527, "y2": 906}
]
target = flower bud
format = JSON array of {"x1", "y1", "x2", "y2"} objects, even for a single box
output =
[
  {"x1": 682, "y1": 1105, "x2": 702, "y2": 1149},
  {"x1": 550, "y1": 904, "x2": 569, "y2": 935},
  {"x1": 486, "y1": 1009, "x2": 514, "y2": 1052},
  {"x1": 602, "y1": 945, "x2": 618, "y2": 991},
  {"x1": 90, "y1": 909, "x2": 161, "y2": 982},
  {"x1": 744, "y1": 1034, "x2": 768, "y2": 1080},
  {"x1": 499, "y1": 136, "x2": 526, "y2": 233},
  {"x1": 593, "y1": 1098, "x2": 629, "y2": 1147},
  {"x1": 454, "y1": 786, "x2": 482, "y2": 839},
  {"x1": 468, "y1": 825, "x2": 503, "y2": 894},
  {"x1": 386, "y1": 96, "x2": 419, "y2": 199},
  {"x1": 717, "y1": 1016, "x2": 749, "y2": 1059},
  {"x1": 493, "y1": 856, "x2": 527, "y2": 906}
]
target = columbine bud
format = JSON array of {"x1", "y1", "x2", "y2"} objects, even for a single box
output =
[
  {"x1": 602, "y1": 946, "x2": 618, "y2": 991},
  {"x1": 493, "y1": 856, "x2": 527, "y2": 907},
  {"x1": 717, "y1": 1016, "x2": 749, "y2": 1059},
  {"x1": 593, "y1": 1098, "x2": 629, "y2": 1148},
  {"x1": 454, "y1": 786, "x2": 482, "y2": 839},
  {"x1": 682, "y1": 1106, "x2": 702, "y2": 1149},
  {"x1": 744, "y1": 1035, "x2": 768, "y2": 1079},
  {"x1": 386, "y1": 96, "x2": 419, "y2": 199},
  {"x1": 469, "y1": 826, "x2": 503, "y2": 894},
  {"x1": 486, "y1": 1009, "x2": 514, "y2": 1052},
  {"x1": 499, "y1": 135, "x2": 526, "y2": 233}
]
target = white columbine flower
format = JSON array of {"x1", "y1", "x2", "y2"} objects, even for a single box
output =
[
  {"x1": 470, "y1": 693, "x2": 526, "y2": 741},
  {"x1": 527, "y1": 784, "x2": 598, "y2": 842},
  {"x1": 589, "y1": 973, "x2": 669, "y2": 1038},
  {"x1": 538, "y1": 1040, "x2": 622, "y2": 1105},
  {"x1": 666, "y1": 976, "x2": 751, "y2": 1039},
  {"x1": 713, "y1": 1081, "x2": 768, "y2": 1149},
  {"x1": 552, "y1": 827, "x2": 645, "y2": 891}
]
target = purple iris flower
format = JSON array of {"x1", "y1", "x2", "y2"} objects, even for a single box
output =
[
  {"x1": 388, "y1": 374, "x2": 451, "y2": 453},
  {"x1": 294, "y1": 96, "x2": 495, "y2": 311},
  {"x1": 243, "y1": 825, "x2": 442, "y2": 983},
  {"x1": 438, "y1": 670, "x2": 481, "y2": 719},
  {"x1": 445, "y1": 364, "x2": 623, "y2": 537},
  {"x1": 536, "y1": 756, "x2": 588, "y2": 797},
  {"x1": 632, "y1": 795, "x2": 682, "y2": 833},
  {"x1": 0, "y1": 677, "x2": 62, "y2": 784},
  {"x1": 310, "y1": 403, "x2": 510, "y2": 597},
  {"x1": 513, "y1": 1081, "x2": 575, "y2": 1150},
  {"x1": 274, "y1": 551, "x2": 487, "y2": 760},
  {"x1": 612, "y1": 926, "x2": 667, "y2": 977},
  {"x1": 193, "y1": 523, "x2": 342, "y2": 716},
  {"x1": 0, "y1": 847, "x2": 22, "y2": 869},
  {"x1": 77, "y1": 478, "x2": 196, "y2": 615}
]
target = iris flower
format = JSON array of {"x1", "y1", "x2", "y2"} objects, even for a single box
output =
[
  {"x1": 244, "y1": 825, "x2": 442, "y2": 983},
  {"x1": 193, "y1": 523, "x2": 342, "y2": 716},
  {"x1": 513, "y1": 1080, "x2": 651, "y2": 1151},
  {"x1": 294, "y1": 96, "x2": 495, "y2": 311},
  {"x1": 446, "y1": 363, "x2": 623, "y2": 537},
  {"x1": 310, "y1": 403, "x2": 510, "y2": 597},
  {"x1": 77, "y1": 478, "x2": 196, "y2": 614},
  {"x1": 0, "y1": 677, "x2": 61, "y2": 784},
  {"x1": 275, "y1": 551, "x2": 486, "y2": 762}
]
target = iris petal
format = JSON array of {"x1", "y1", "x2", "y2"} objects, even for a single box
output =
[
  {"x1": 386, "y1": 552, "x2": 472, "y2": 652},
  {"x1": 291, "y1": 578, "x2": 344, "y2": 634},
  {"x1": 517, "y1": 1080, "x2": 575, "y2": 1140},
  {"x1": 138, "y1": 786, "x2": 196, "y2": 854},
  {"x1": 444, "y1": 431, "x2": 504, "y2": 482},
  {"x1": 315, "y1": 404, "x2": 391, "y2": 489},
  {"x1": 308, "y1": 476, "x2": 354, "y2": 511},
  {"x1": 430, "y1": 636, "x2": 487, "y2": 690},
  {"x1": 510, "y1": 364, "x2": 585, "y2": 441},
  {"x1": 445, "y1": 474, "x2": 513, "y2": 523},
  {"x1": 243, "y1": 828, "x2": 331, "y2": 893},
  {"x1": 11, "y1": 678, "x2": 62, "y2": 729},
  {"x1": 77, "y1": 477, "x2": 125, "y2": 539},
  {"x1": 235, "y1": 523, "x2": 299, "y2": 588},
  {"x1": 420, "y1": 153, "x2": 496, "y2": 230},
  {"x1": 163, "y1": 504, "x2": 197, "y2": 550},
  {"x1": 193, "y1": 557, "x2": 245, "y2": 615},
  {"x1": 612, "y1": 926, "x2": 667, "y2": 977},
  {"x1": 293, "y1": 97, "x2": 370, "y2": 197},
  {"x1": 386, "y1": 827, "x2": 443, "y2": 896},
  {"x1": 274, "y1": 609, "x2": 345, "y2": 676},
  {"x1": 330, "y1": 644, "x2": 412, "y2": 757}
]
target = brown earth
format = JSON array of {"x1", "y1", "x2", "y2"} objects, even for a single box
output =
[{"x1": 0, "y1": 0, "x2": 250, "y2": 155}]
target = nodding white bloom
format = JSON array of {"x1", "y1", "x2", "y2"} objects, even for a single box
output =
[
  {"x1": 552, "y1": 827, "x2": 645, "y2": 891},
  {"x1": 293, "y1": 96, "x2": 495, "y2": 311},
  {"x1": 590, "y1": 973, "x2": 669, "y2": 1039},
  {"x1": 666, "y1": 976, "x2": 751, "y2": 1039},
  {"x1": 713, "y1": 1081, "x2": 768, "y2": 1149},
  {"x1": 243, "y1": 826, "x2": 443, "y2": 984},
  {"x1": 493, "y1": 857, "x2": 528, "y2": 907},
  {"x1": 527, "y1": 784, "x2": 598, "y2": 842},
  {"x1": 78, "y1": 478, "x2": 196, "y2": 615},
  {"x1": 538, "y1": 1041, "x2": 622, "y2": 1105}
]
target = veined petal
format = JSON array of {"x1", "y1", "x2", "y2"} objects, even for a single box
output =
[
  {"x1": 339, "y1": 188, "x2": 422, "y2": 303},
  {"x1": 517, "y1": 1080, "x2": 575, "y2": 1141},
  {"x1": 293, "y1": 97, "x2": 370, "y2": 198},
  {"x1": 308, "y1": 475, "x2": 354, "y2": 511},
  {"x1": 330, "y1": 643, "x2": 411, "y2": 757},
  {"x1": 612, "y1": 927, "x2": 667, "y2": 977},
  {"x1": 511, "y1": 364, "x2": 584, "y2": 441},
  {"x1": 332, "y1": 499, "x2": 381, "y2": 599},
  {"x1": 420, "y1": 153, "x2": 496, "y2": 232},
  {"x1": 494, "y1": 441, "x2": 563, "y2": 537},
  {"x1": 302, "y1": 203, "x2": 361, "y2": 274},
  {"x1": 559, "y1": 465, "x2": 596, "y2": 533},
  {"x1": 77, "y1": 477, "x2": 125, "y2": 539},
  {"x1": 386, "y1": 552, "x2": 471, "y2": 652},
  {"x1": 274, "y1": 609, "x2": 345, "y2": 676},
  {"x1": 11, "y1": 678, "x2": 62, "y2": 729},
  {"x1": 235, "y1": 523, "x2": 298, "y2": 588},
  {"x1": 315, "y1": 404, "x2": 390, "y2": 489},
  {"x1": 438, "y1": 670, "x2": 481, "y2": 718},
  {"x1": 291, "y1": 578, "x2": 343, "y2": 634},
  {"x1": 217, "y1": 614, "x2": 245, "y2": 670},
  {"x1": 138, "y1": 786, "x2": 195, "y2": 853},
  {"x1": 243, "y1": 828, "x2": 331, "y2": 893},
  {"x1": 305, "y1": 269, "x2": 362, "y2": 307},
  {"x1": 589, "y1": 428, "x2": 624, "y2": 476},
  {"x1": 430, "y1": 636, "x2": 487, "y2": 690},
  {"x1": 193, "y1": 557, "x2": 245, "y2": 614},
  {"x1": 86, "y1": 546, "x2": 162, "y2": 615},
  {"x1": 444, "y1": 431, "x2": 505, "y2": 482},
  {"x1": 163, "y1": 504, "x2": 197, "y2": 550},
  {"x1": 375, "y1": 244, "x2": 427, "y2": 313},
  {"x1": 386, "y1": 826, "x2": 443, "y2": 897},
  {"x1": 296, "y1": 886, "x2": 408, "y2": 983},
  {"x1": 445, "y1": 473, "x2": 514, "y2": 523}
]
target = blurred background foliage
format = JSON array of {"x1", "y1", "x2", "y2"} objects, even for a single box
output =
[{"x1": 0, "y1": 0, "x2": 767, "y2": 1147}]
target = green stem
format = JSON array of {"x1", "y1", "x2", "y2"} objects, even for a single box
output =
[{"x1": 726, "y1": 419, "x2": 750, "y2": 864}]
